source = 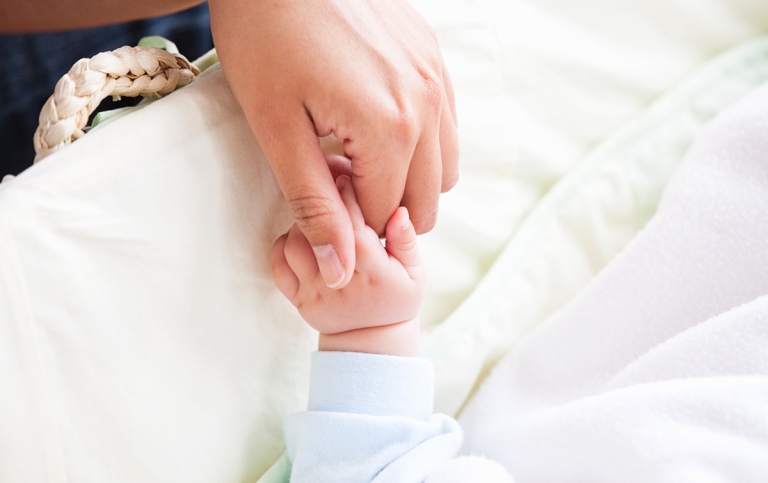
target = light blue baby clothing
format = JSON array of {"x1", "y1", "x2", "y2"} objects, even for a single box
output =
[{"x1": 284, "y1": 351, "x2": 462, "y2": 482}]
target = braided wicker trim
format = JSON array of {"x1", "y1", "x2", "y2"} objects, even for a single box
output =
[{"x1": 33, "y1": 46, "x2": 201, "y2": 163}]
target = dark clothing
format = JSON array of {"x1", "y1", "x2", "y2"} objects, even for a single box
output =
[{"x1": 0, "y1": 3, "x2": 213, "y2": 176}]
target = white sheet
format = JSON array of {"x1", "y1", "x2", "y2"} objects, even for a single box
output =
[
  {"x1": 459, "y1": 79, "x2": 768, "y2": 483},
  {"x1": 427, "y1": 36, "x2": 768, "y2": 416},
  {"x1": 414, "y1": 0, "x2": 768, "y2": 327}
]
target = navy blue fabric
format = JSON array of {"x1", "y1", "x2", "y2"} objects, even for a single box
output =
[{"x1": 0, "y1": 3, "x2": 213, "y2": 176}]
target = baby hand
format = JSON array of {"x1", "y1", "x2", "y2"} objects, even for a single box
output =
[{"x1": 271, "y1": 175, "x2": 425, "y2": 356}]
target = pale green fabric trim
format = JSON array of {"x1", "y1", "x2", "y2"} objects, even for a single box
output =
[
  {"x1": 138, "y1": 36, "x2": 179, "y2": 53},
  {"x1": 254, "y1": 453, "x2": 290, "y2": 483}
]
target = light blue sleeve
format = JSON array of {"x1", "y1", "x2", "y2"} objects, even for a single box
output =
[{"x1": 284, "y1": 351, "x2": 462, "y2": 483}]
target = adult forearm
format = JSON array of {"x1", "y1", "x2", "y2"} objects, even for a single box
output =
[{"x1": 0, "y1": 0, "x2": 205, "y2": 33}]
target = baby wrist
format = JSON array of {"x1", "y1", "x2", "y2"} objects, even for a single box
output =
[{"x1": 318, "y1": 318, "x2": 420, "y2": 357}]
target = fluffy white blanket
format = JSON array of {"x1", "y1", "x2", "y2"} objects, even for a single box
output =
[{"x1": 458, "y1": 80, "x2": 768, "y2": 482}]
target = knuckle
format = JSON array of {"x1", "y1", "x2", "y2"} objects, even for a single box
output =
[
  {"x1": 384, "y1": 103, "x2": 419, "y2": 146},
  {"x1": 401, "y1": 111, "x2": 420, "y2": 144},
  {"x1": 418, "y1": 65, "x2": 443, "y2": 115},
  {"x1": 287, "y1": 193, "x2": 337, "y2": 235}
]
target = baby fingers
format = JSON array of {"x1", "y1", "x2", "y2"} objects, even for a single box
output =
[
  {"x1": 270, "y1": 233, "x2": 300, "y2": 301},
  {"x1": 385, "y1": 207, "x2": 422, "y2": 277}
]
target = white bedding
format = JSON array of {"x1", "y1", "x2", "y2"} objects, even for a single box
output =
[
  {"x1": 1, "y1": 0, "x2": 768, "y2": 481},
  {"x1": 426, "y1": 36, "x2": 768, "y2": 416},
  {"x1": 459, "y1": 79, "x2": 768, "y2": 482},
  {"x1": 413, "y1": 0, "x2": 768, "y2": 328}
]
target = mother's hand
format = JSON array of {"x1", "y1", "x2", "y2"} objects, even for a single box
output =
[{"x1": 210, "y1": 0, "x2": 458, "y2": 289}]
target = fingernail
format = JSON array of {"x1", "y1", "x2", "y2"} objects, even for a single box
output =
[
  {"x1": 400, "y1": 207, "x2": 410, "y2": 231},
  {"x1": 313, "y1": 244, "x2": 346, "y2": 289},
  {"x1": 336, "y1": 175, "x2": 351, "y2": 193}
]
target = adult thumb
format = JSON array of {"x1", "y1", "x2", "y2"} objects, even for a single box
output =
[{"x1": 262, "y1": 112, "x2": 355, "y2": 289}]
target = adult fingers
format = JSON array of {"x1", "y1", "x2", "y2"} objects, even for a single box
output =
[
  {"x1": 401, "y1": 116, "x2": 442, "y2": 235},
  {"x1": 442, "y1": 59, "x2": 457, "y2": 124},
  {"x1": 342, "y1": 88, "x2": 417, "y2": 237},
  {"x1": 439, "y1": 67, "x2": 459, "y2": 192},
  {"x1": 260, "y1": 104, "x2": 354, "y2": 289},
  {"x1": 397, "y1": 54, "x2": 446, "y2": 234},
  {"x1": 270, "y1": 233, "x2": 299, "y2": 301},
  {"x1": 346, "y1": 140, "x2": 412, "y2": 237}
]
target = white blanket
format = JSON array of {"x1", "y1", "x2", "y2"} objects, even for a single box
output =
[{"x1": 459, "y1": 80, "x2": 768, "y2": 482}]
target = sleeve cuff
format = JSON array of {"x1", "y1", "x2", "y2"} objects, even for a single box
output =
[{"x1": 307, "y1": 351, "x2": 434, "y2": 420}]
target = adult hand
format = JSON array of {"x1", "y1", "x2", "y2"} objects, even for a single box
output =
[{"x1": 210, "y1": 0, "x2": 458, "y2": 289}]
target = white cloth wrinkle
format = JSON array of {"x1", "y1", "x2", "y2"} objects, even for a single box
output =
[{"x1": 459, "y1": 80, "x2": 768, "y2": 483}]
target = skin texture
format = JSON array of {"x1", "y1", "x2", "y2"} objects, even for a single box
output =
[
  {"x1": 211, "y1": 0, "x2": 458, "y2": 289},
  {"x1": 4, "y1": 0, "x2": 458, "y2": 292},
  {"x1": 271, "y1": 175, "x2": 425, "y2": 356}
]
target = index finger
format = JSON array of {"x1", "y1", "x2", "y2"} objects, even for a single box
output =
[{"x1": 255, "y1": 102, "x2": 355, "y2": 289}]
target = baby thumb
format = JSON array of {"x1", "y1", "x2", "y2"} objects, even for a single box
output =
[{"x1": 385, "y1": 207, "x2": 421, "y2": 270}]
